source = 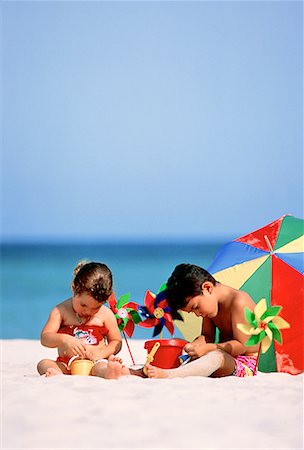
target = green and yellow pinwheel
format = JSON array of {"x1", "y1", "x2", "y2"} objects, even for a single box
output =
[{"x1": 237, "y1": 298, "x2": 290, "y2": 353}]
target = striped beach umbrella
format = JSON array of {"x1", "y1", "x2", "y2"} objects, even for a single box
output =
[
  {"x1": 176, "y1": 215, "x2": 303, "y2": 373},
  {"x1": 208, "y1": 214, "x2": 303, "y2": 373}
]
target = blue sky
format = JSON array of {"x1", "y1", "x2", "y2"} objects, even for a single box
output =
[{"x1": 2, "y1": 1, "x2": 303, "y2": 242}]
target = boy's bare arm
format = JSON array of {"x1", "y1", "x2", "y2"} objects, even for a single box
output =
[
  {"x1": 228, "y1": 291, "x2": 260, "y2": 355},
  {"x1": 201, "y1": 316, "x2": 215, "y2": 343},
  {"x1": 185, "y1": 337, "x2": 254, "y2": 358},
  {"x1": 211, "y1": 293, "x2": 259, "y2": 356},
  {"x1": 215, "y1": 340, "x2": 249, "y2": 356},
  {"x1": 184, "y1": 318, "x2": 213, "y2": 358},
  {"x1": 185, "y1": 292, "x2": 259, "y2": 358}
]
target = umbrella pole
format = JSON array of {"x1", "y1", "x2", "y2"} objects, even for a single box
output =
[
  {"x1": 254, "y1": 343, "x2": 262, "y2": 375},
  {"x1": 264, "y1": 234, "x2": 274, "y2": 253},
  {"x1": 122, "y1": 330, "x2": 135, "y2": 365}
]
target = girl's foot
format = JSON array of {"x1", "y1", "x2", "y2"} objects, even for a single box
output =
[
  {"x1": 104, "y1": 355, "x2": 130, "y2": 379},
  {"x1": 145, "y1": 363, "x2": 168, "y2": 379},
  {"x1": 45, "y1": 367, "x2": 63, "y2": 377}
]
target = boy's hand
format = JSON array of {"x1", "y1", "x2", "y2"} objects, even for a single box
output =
[
  {"x1": 184, "y1": 336, "x2": 208, "y2": 359},
  {"x1": 62, "y1": 336, "x2": 87, "y2": 357}
]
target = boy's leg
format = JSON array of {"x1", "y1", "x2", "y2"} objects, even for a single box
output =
[
  {"x1": 146, "y1": 350, "x2": 235, "y2": 378},
  {"x1": 37, "y1": 359, "x2": 69, "y2": 376},
  {"x1": 211, "y1": 351, "x2": 236, "y2": 377}
]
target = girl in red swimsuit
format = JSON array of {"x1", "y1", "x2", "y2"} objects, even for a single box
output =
[{"x1": 37, "y1": 261, "x2": 122, "y2": 377}]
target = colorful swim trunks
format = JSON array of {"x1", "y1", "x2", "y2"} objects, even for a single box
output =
[{"x1": 232, "y1": 355, "x2": 257, "y2": 377}]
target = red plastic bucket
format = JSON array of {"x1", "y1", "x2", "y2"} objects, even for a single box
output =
[{"x1": 144, "y1": 339, "x2": 188, "y2": 369}]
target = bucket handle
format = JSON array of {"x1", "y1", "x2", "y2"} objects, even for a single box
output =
[{"x1": 67, "y1": 355, "x2": 81, "y2": 368}]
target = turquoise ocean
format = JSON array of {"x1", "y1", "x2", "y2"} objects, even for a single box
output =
[{"x1": 1, "y1": 242, "x2": 225, "y2": 340}]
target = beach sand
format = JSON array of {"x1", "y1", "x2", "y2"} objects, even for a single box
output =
[{"x1": 1, "y1": 339, "x2": 303, "y2": 449}]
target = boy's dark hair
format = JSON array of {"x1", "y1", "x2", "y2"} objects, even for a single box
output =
[
  {"x1": 72, "y1": 261, "x2": 113, "y2": 303},
  {"x1": 166, "y1": 263, "x2": 217, "y2": 312}
]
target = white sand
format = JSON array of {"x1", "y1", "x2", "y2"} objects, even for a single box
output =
[{"x1": 1, "y1": 339, "x2": 303, "y2": 450}]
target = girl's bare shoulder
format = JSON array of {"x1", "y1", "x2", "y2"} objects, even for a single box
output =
[
  {"x1": 86, "y1": 304, "x2": 114, "y2": 326},
  {"x1": 54, "y1": 298, "x2": 73, "y2": 320},
  {"x1": 55, "y1": 298, "x2": 72, "y2": 311},
  {"x1": 99, "y1": 304, "x2": 115, "y2": 318}
]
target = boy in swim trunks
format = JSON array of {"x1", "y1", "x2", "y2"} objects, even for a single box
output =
[
  {"x1": 145, "y1": 263, "x2": 259, "y2": 378},
  {"x1": 37, "y1": 261, "x2": 122, "y2": 377},
  {"x1": 100, "y1": 264, "x2": 259, "y2": 379}
]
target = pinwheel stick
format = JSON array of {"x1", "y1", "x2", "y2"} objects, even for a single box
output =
[
  {"x1": 254, "y1": 343, "x2": 262, "y2": 375},
  {"x1": 122, "y1": 330, "x2": 135, "y2": 365}
]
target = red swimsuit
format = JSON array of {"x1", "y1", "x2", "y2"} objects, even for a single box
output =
[{"x1": 56, "y1": 324, "x2": 109, "y2": 365}]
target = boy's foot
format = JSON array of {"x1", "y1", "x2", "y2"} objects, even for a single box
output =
[
  {"x1": 45, "y1": 367, "x2": 63, "y2": 377},
  {"x1": 104, "y1": 355, "x2": 130, "y2": 379},
  {"x1": 145, "y1": 363, "x2": 168, "y2": 379}
]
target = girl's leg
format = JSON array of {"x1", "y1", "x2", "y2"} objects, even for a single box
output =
[
  {"x1": 37, "y1": 359, "x2": 69, "y2": 377},
  {"x1": 146, "y1": 350, "x2": 234, "y2": 378},
  {"x1": 91, "y1": 360, "x2": 108, "y2": 378}
]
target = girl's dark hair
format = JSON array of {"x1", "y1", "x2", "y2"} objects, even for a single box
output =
[
  {"x1": 166, "y1": 263, "x2": 217, "y2": 312},
  {"x1": 72, "y1": 261, "x2": 113, "y2": 303}
]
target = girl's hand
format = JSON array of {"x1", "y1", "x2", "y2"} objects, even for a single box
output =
[
  {"x1": 84, "y1": 346, "x2": 103, "y2": 361},
  {"x1": 62, "y1": 336, "x2": 87, "y2": 357}
]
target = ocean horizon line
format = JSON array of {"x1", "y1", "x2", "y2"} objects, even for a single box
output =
[{"x1": 0, "y1": 237, "x2": 231, "y2": 247}]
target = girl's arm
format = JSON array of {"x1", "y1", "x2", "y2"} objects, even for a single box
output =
[{"x1": 40, "y1": 307, "x2": 87, "y2": 357}]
